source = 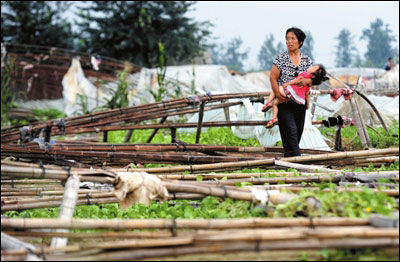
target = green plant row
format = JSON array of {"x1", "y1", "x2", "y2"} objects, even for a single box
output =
[
  {"x1": 318, "y1": 121, "x2": 399, "y2": 150},
  {"x1": 4, "y1": 183, "x2": 397, "y2": 220},
  {"x1": 107, "y1": 127, "x2": 262, "y2": 146}
]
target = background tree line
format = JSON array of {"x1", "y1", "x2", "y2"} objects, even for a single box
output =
[{"x1": 1, "y1": 1, "x2": 398, "y2": 72}]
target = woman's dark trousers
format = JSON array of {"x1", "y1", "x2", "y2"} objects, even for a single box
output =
[{"x1": 277, "y1": 101, "x2": 306, "y2": 157}]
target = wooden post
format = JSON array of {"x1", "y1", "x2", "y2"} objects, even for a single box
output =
[
  {"x1": 50, "y1": 173, "x2": 80, "y2": 249},
  {"x1": 352, "y1": 93, "x2": 372, "y2": 148},
  {"x1": 222, "y1": 99, "x2": 230, "y2": 121},
  {"x1": 349, "y1": 97, "x2": 369, "y2": 150},
  {"x1": 147, "y1": 116, "x2": 168, "y2": 143},
  {"x1": 334, "y1": 126, "x2": 343, "y2": 151},
  {"x1": 123, "y1": 127, "x2": 135, "y2": 143},
  {"x1": 195, "y1": 102, "x2": 206, "y2": 144},
  {"x1": 326, "y1": 73, "x2": 371, "y2": 149},
  {"x1": 170, "y1": 127, "x2": 177, "y2": 143},
  {"x1": 103, "y1": 131, "x2": 108, "y2": 143}
]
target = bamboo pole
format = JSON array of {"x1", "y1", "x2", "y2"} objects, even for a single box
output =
[
  {"x1": 112, "y1": 148, "x2": 399, "y2": 173},
  {"x1": 326, "y1": 73, "x2": 389, "y2": 135},
  {"x1": 354, "y1": 92, "x2": 372, "y2": 148},
  {"x1": 354, "y1": 89, "x2": 390, "y2": 135},
  {"x1": 17, "y1": 142, "x2": 332, "y2": 154},
  {"x1": 163, "y1": 181, "x2": 253, "y2": 201},
  {"x1": 274, "y1": 160, "x2": 341, "y2": 173},
  {"x1": 2, "y1": 144, "x2": 266, "y2": 164},
  {"x1": 1, "y1": 197, "x2": 118, "y2": 211},
  {"x1": 67, "y1": 100, "x2": 244, "y2": 132},
  {"x1": 1, "y1": 164, "x2": 116, "y2": 184},
  {"x1": 349, "y1": 95, "x2": 369, "y2": 149},
  {"x1": 269, "y1": 186, "x2": 399, "y2": 196},
  {"x1": 1, "y1": 179, "x2": 60, "y2": 184},
  {"x1": 146, "y1": 116, "x2": 168, "y2": 143},
  {"x1": 1, "y1": 217, "x2": 369, "y2": 230},
  {"x1": 195, "y1": 101, "x2": 206, "y2": 144},
  {"x1": 1, "y1": 191, "x2": 115, "y2": 204},
  {"x1": 50, "y1": 172, "x2": 80, "y2": 248},
  {"x1": 48, "y1": 238, "x2": 399, "y2": 261},
  {"x1": 3, "y1": 230, "x2": 173, "y2": 239},
  {"x1": 193, "y1": 226, "x2": 399, "y2": 241},
  {"x1": 53, "y1": 119, "x2": 327, "y2": 134},
  {"x1": 2, "y1": 227, "x2": 398, "y2": 258},
  {"x1": 154, "y1": 170, "x2": 399, "y2": 180}
]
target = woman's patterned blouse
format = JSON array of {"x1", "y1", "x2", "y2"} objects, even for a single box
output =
[{"x1": 273, "y1": 50, "x2": 313, "y2": 86}]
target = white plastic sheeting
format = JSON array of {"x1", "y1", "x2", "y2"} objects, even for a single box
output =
[
  {"x1": 62, "y1": 58, "x2": 109, "y2": 116},
  {"x1": 60, "y1": 63, "x2": 332, "y2": 149},
  {"x1": 364, "y1": 64, "x2": 399, "y2": 90},
  {"x1": 187, "y1": 97, "x2": 331, "y2": 150},
  {"x1": 328, "y1": 67, "x2": 386, "y2": 78},
  {"x1": 313, "y1": 64, "x2": 399, "y2": 124}
]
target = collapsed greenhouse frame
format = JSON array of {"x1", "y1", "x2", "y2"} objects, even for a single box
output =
[{"x1": 1, "y1": 44, "x2": 399, "y2": 261}]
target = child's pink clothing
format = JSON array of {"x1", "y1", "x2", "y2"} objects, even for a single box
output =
[{"x1": 284, "y1": 72, "x2": 311, "y2": 105}]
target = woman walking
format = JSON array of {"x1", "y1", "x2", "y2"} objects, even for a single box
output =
[{"x1": 268, "y1": 27, "x2": 313, "y2": 157}]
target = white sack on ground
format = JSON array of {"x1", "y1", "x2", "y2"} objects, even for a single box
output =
[{"x1": 113, "y1": 172, "x2": 169, "y2": 209}]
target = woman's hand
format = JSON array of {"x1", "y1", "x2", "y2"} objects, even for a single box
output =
[{"x1": 276, "y1": 92, "x2": 288, "y2": 103}]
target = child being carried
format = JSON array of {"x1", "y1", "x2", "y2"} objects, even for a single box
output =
[{"x1": 262, "y1": 64, "x2": 329, "y2": 128}]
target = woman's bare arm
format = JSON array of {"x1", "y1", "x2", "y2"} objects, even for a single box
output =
[{"x1": 270, "y1": 65, "x2": 287, "y2": 103}]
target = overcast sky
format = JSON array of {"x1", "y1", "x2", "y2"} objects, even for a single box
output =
[{"x1": 187, "y1": 1, "x2": 399, "y2": 70}]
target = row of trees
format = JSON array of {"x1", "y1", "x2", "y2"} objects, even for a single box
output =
[
  {"x1": 1, "y1": 1, "x2": 213, "y2": 68},
  {"x1": 214, "y1": 19, "x2": 397, "y2": 71},
  {"x1": 1, "y1": 1, "x2": 398, "y2": 72}
]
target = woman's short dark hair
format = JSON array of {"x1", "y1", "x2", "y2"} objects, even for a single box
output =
[
  {"x1": 286, "y1": 27, "x2": 306, "y2": 48},
  {"x1": 311, "y1": 64, "x2": 329, "y2": 86}
]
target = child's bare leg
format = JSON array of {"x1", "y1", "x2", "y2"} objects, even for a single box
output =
[
  {"x1": 271, "y1": 98, "x2": 279, "y2": 120},
  {"x1": 266, "y1": 90, "x2": 275, "y2": 103},
  {"x1": 265, "y1": 98, "x2": 279, "y2": 128},
  {"x1": 262, "y1": 91, "x2": 275, "y2": 112}
]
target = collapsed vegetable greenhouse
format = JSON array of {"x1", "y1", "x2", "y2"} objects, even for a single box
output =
[{"x1": 1, "y1": 44, "x2": 399, "y2": 261}]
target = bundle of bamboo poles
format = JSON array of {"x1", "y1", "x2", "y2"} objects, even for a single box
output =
[
  {"x1": 1, "y1": 143, "x2": 398, "y2": 168},
  {"x1": 113, "y1": 147, "x2": 398, "y2": 173},
  {"x1": 1, "y1": 143, "x2": 264, "y2": 165},
  {"x1": 1, "y1": 160, "x2": 398, "y2": 260},
  {"x1": 19, "y1": 141, "x2": 333, "y2": 154},
  {"x1": 2, "y1": 159, "x2": 398, "y2": 211},
  {"x1": 0, "y1": 92, "x2": 266, "y2": 143},
  {"x1": 1, "y1": 141, "x2": 337, "y2": 166},
  {"x1": 1, "y1": 217, "x2": 398, "y2": 261}
]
